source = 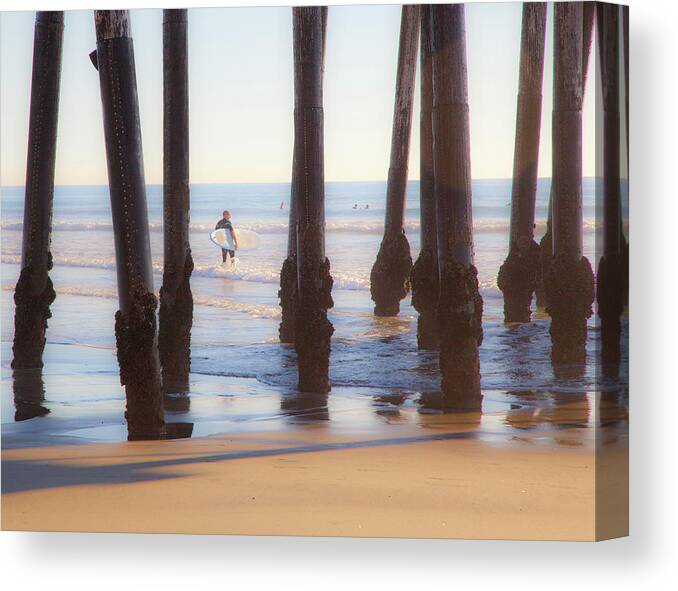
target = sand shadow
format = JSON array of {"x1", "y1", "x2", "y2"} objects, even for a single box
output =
[{"x1": 1, "y1": 429, "x2": 478, "y2": 495}]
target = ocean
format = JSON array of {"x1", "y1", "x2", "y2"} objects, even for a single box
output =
[{"x1": 0, "y1": 178, "x2": 628, "y2": 441}]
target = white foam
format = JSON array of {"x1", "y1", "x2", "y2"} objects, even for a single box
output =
[
  {"x1": 0, "y1": 218, "x2": 602, "y2": 235},
  {"x1": 1, "y1": 253, "x2": 374, "y2": 292},
  {"x1": 1, "y1": 282, "x2": 281, "y2": 319}
]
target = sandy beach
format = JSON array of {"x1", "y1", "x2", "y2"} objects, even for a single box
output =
[{"x1": 2, "y1": 411, "x2": 628, "y2": 540}]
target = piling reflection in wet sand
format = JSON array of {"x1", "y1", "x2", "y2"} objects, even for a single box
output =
[
  {"x1": 281, "y1": 393, "x2": 330, "y2": 423},
  {"x1": 163, "y1": 380, "x2": 191, "y2": 413},
  {"x1": 164, "y1": 422, "x2": 194, "y2": 439},
  {"x1": 12, "y1": 369, "x2": 49, "y2": 422},
  {"x1": 503, "y1": 390, "x2": 594, "y2": 449},
  {"x1": 598, "y1": 389, "x2": 628, "y2": 428},
  {"x1": 372, "y1": 393, "x2": 407, "y2": 422},
  {"x1": 160, "y1": 380, "x2": 193, "y2": 439}
]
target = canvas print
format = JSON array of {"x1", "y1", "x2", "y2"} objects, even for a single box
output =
[{"x1": 0, "y1": 2, "x2": 629, "y2": 540}]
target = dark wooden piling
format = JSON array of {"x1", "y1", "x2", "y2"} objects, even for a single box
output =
[
  {"x1": 278, "y1": 193, "x2": 298, "y2": 343},
  {"x1": 370, "y1": 5, "x2": 419, "y2": 317},
  {"x1": 279, "y1": 7, "x2": 327, "y2": 344},
  {"x1": 596, "y1": 3, "x2": 624, "y2": 363},
  {"x1": 497, "y1": 3, "x2": 547, "y2": 323},
  {"x1": 293, "y1": 7, "x2": 334, "y2": 393},
  {"x1": 431, "y1": 4, "x2": 483, "y2": 411},
  {"x1": 623, "y1": 5, "x2": 629, "y2": 171},
  {"x1": 544, "y1": 3, "x2": 595, "y2": 364},
  {"x1": 11, "y1": 12, "x2": 63, "y2": 370},
  {"x1": 410, "y1": 5, "x2": 439, "y2": 350},
  {"x1": 94, "y1": 10, "x2": 164, "y2": 439},
  {"x1": 538, "y1": 3, "x2": 594, "y2": 310},
  {"x1": 581, "y1": 2, "x2": 595, "y2": 92},
  {"x1": 622, "y1": 5, "x2": 629, "y2": 309},
  {"x1": 159, "y1": 9, "x2": 193, "y2": 388}
]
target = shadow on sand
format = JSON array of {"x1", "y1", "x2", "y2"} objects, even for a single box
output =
[{"x1": 2, "y1": 429, "x2": 479, "y2": 495}]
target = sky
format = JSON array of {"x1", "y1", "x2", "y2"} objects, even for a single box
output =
[{"x1": 0, "y1": 3, "x2": 600, "y2": 186}]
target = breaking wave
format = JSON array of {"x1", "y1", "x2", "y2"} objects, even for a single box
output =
[
  {"x1": 1, "y1": 252, "x2": 503, "y2": 298},
  {"x1": 0, "y1": 218, "x2": 600, "y2": 235},
  {"x1": 1, "y1": 283, "x2": 281, "y2": 319},
  {"x1": 0, "y1": 253, "x2": 372, "y2": 292}
]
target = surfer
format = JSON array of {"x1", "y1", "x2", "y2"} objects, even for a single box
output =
[{"x1": 215, "y1": 210, "x2": 238, "y2": 263}]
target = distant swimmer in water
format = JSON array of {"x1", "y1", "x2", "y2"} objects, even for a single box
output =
[
  {"x1": 215, "y1": 210, "x2": 238, "y2": 266},
  {"x1": 352, "y1": 203, "x2": 358, "y2": 209},
  {"x1": 364, "y1": 204, "x2": 369, "y2": 210}
]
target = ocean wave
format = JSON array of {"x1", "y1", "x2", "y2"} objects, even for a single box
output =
[
  {"x1": 1, "y1": 253, "x2": 504, "y2": 298},
  {"x1": 1, "y1": 283, "x2": 281, "y2": 319},
  {"x1": 0, "y1": 218, "x2": 602, "y2": 235},
  {"x1": 190, "y1": 260, "x2": 370, "y2": 291},
  {"x1": 0, "y1": 253, "x2": 372, "y2": 292}
]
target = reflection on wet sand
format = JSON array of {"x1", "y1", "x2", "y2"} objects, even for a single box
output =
[
  {"x1": 164, "y1": 422, "x2": 194, "y2": 439},
  {"x1": 372, "y1": 393, "x2": 407, "y2": 422},
  {"x1": 494, "y1": 316, "x2": 623, "y2": 440},
  {"x1": 163, "y1": 381, "x2": 191, "y2": 413},
  {"x1": 415, "y1": 410, "x2": 482, "y2": 434},
  {"x1": 417, "y1": 390, "x2": 483, "y2": 418},
  {"x1": 12, "y1": 369, "x2": 49, "y2": 421},
  {"x1": 598, "y1": 388, "x2": 629, "y2": 427},
  {"x1": 4, "y1": 340, "x2": 627, "y2": 452},
  {"x1": 505, "y1": 390, "x2": 591, "y2": 430},
  {"x1": 281, "y1": 393, "x2": 330, "y2": 423},
  {"x1": 160, "y1": 381, "x2": 194, "y2": 439},
  {"x1": 162, "y1": 382, "x2": 193, "y2": 439}
]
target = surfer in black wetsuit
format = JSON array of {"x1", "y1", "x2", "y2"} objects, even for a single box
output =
[{"x1": 215, "y1": 210, "x2": 238, "y2": 263}]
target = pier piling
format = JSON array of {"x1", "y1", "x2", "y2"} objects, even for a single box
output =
[
  {"x1": 497, "y1": 3, "x2": 547, "y2": 323},
  {"x1": 411, "y1": 5, "x2": 438, "y2": 349},
  {"x1": 293, "y1": 7, "x2": 334, "y2": 393},
  {"x1": 538, "y1": 3, "x2": 594, "y2": 310},
  {"x1": 596, "y1": 3, "x2": 624, "y2": 363},
  {"x1": 545, "y1": 3, "x2": 595, "y2": 364},
  {"x1": 11, "y1": 12, "x2": 64, "y2": 370},
  {"x1": 94, "y1": 10, "x2": 165, "y2": 439},
  {"x1": 621, "y1": 6, "x2": 631, "y2": 173},
  {"x1": 431, "y1": 4, "x2": 483, "y2": 411},
  {"x1": 280, "y1": 7, "x2": 327, "y2": 344},
  {"x1": 370, "y1": 5, "x2": 419, "y2": 317},
  {"x1": 159, "y1": 9, "x2": 193, "y2": 387},
  {"x1": 278, "y1": 199, "x2": 298, "y2": 343},
  {"x1": 621, "y1": 6, "x2": 631, "y2": 306}
]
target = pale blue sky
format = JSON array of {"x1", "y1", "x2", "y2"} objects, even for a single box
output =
[{"x1": 0, "y1": 3, "x2": 597, "y2": 185}]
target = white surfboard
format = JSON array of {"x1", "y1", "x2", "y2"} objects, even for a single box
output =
[{"x1": 209, "y1": 227, "x2": 260, "y2": 251}]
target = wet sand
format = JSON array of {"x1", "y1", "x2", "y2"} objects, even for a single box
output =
[{"x1": 1, "y1": 419, "x2": 628, "y2": 541}]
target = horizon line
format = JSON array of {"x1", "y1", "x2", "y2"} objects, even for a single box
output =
[{"x1": 0, "y1": 175, "x2": 612, "y2": 190}]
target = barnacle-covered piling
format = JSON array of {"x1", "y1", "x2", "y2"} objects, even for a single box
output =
[
  {"x1": 11, "y1": 12, "x2": 63, "y2": 370},
  {"x1": 370, "y1": 5, "x2": 419, "y2": 317},
  {"x1": 94, "y1": 10, "x2": 164, "y2": 439}
]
